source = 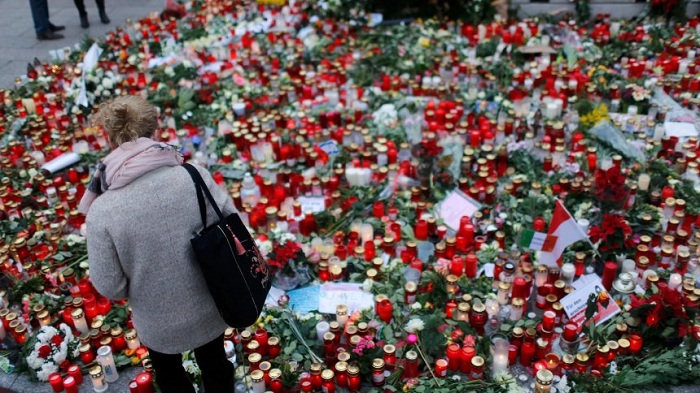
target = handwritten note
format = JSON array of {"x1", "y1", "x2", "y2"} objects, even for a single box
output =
[
  {"x1": 318, "y1": 283, "x2": 374, "y2": 314},
  {"x1": 287, "y1": 285, "x2": 320, "y2": 314},
  {"x1": 318, "y1": 140, "x2": 340, "y2": 156},
  {"x1": 298, "y1": 196, "x2": 326, "y2": 213},
  {"x1": 438, "y1": 190, "x2": 481, "y2": 231},
  {"x1": 560, "y1": 276, "x2": 620, "y2": 327}
]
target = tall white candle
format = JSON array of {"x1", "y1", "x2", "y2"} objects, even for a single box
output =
[
  {"x1": 622, "y1": 259, "x2": 636, "y2": 275},
  {"x1": 361, "y1": 224, "x2": 374, "y2": 244},
  {"x1": 638, "y1": 174, "x2": 651, "y2": 191}
]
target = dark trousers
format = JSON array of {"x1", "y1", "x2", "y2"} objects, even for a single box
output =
[
  {"x1": 148, "y1": 334, "x2": 234, "y2": 393},
  {"x1": 28, "y1": 0, "x2": 50, "y2": 34},
  {"x1": 73, "y1": 0, "x2": 106, "y2": 16}
]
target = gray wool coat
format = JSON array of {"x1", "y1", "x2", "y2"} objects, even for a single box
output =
[{"x1": 86, "y1": 164, "x2": 234, "y2": 354}]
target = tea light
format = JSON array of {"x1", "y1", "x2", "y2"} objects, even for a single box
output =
[
  {"x1": 250, "y1": 370, "x2": 265, "y2": 393},
  {"x1": 629, "y1": 333, "x2": 643, "y2": 354}
]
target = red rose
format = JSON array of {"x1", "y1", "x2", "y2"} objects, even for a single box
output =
[
  {"x1": 38, "y1": 345, "x2": 51, "y2": 359},
  {"x1": 59, "y1": 360, "x2": 71, "y2": 371},
  {"x1": 51, "y1": 335, "x2": 63, "y2": 346}
]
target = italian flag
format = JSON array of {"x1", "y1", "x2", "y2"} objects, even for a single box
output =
[
  {"x1": 538, "y1": 200, "x2": 588, "y2": 267},
  {"x1": 518, "y1": 229, "x2": 558, "y2": 252}
]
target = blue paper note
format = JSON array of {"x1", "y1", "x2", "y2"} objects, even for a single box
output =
[{"x1": 287, "y1": 285, "x2": 320, "y2": 314}]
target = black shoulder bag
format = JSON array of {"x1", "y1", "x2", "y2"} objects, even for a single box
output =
[{"x1": 183, "y1": 163, "x2": 271, "y2": 328}]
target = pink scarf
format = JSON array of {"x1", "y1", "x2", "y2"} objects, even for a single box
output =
[{"x1": 78, "y1": 137, "x2": 183, "y2": 214}]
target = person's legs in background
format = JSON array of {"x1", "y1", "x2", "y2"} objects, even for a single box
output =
[
  {"x1": 29, "y1": 0, "x2": 63, "y2": 40},
  {"x1": 74, "y1": 0, "x2": 110, "y2": 28},
  {"x1": 193, "y1": 334, "x2": 234, "y2": 392},
  {"x1": 148, "y1": 348, "x2": 197, "y2": 393}
]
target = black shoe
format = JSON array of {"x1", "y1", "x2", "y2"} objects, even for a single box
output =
[
  {"x1": 99, "y1": 10, "x2": 110, "y2": 24},
  {"x1": 36, "y1": 31, "x2": 64, "y2": 40},
  {"x1": 80, "y1": 14, "x2": 89, "y2": 28},
  {"x1": 49, "y1": 24, "x2": 65, "y2": 32}
]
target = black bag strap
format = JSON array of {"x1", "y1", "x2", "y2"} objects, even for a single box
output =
[{"x1": 183, "y1": 163, "x2": 224, "y2": 228}]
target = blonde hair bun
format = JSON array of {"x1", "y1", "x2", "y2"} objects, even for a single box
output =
[{"x1": 98, "y1": 95, "x2": 159, "y2": 146}]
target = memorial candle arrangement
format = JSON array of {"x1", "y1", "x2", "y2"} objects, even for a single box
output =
[{"x1": 1, "y1": 0, "x2": 700, "y2": 392}]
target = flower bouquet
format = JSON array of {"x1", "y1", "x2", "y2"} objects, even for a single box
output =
[{"x1": 22, "y1": 324, "x2": 80, "y2": 381}]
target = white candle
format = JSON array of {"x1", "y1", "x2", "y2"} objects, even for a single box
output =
[
  {"x1": 561, "y1": 263, "x2": 575, "y2": 285},
  {"x1": 492, "y1": 353, "x2": 509, "y2": 374},
  {"x1": 485, "y1": 299, "x2": 500, "y2": 318},
  {"x1": 336, "y1": 304, "x2": 349, "y2": 327},
  {"x1": 638, "y1": 174, "x2": 651, "y2": 191},
  {"x1": 669, "y1": 273, "x2": 682, "y2": 290},
  {"x1": 232, "y1": 102, "x2": 246, "y2": 116},
  {"x1": 360, "y1": 224, "x2": 374, "y2": 245},
  {"x1": 610, "y1": 22, "x2": 621, "y2": 37},
  {"x1": 316, "y1": 321, "x2": 330, "y2": 342},
  {"x1": 545, "y1": 103, "x2": 558, "y2": 119},
  {"x1": 689, "y1": 50, "x2": 696, "y2": 60},
  {"x1": 72, "y1": 309, "x2": 89, "y2": 334},
  {"x1": 679, "y1": 60, "x2": 690, "y2": 74},
  {"x1": 350, "y1": 219, "x2": 363, "y2": 236},
  {"x1": 622, "y1": 259, "x2": 636, "y2": 275},
  {"x1": 125, "y1": 329, "x2": 141, "y2": 350},
  {"x1": 642, "y1": 270, "x2": 657, "y2": 285}
]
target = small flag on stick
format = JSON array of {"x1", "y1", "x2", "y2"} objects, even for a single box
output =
[
  {"x1": 518, "y1": 229, "x2": 558, "y2": 252},
  {"x1": 538, "y1": 199, "x2": 589, "y2": 267}
]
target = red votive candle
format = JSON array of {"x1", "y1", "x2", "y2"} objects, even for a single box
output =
[
  {"x1": 508, "y1": 344, "x2": 518, "y2": 365},
  {"x1": 446, "y1": 343, "x2": 461, "y2": 371},
  {"x1": 512, "y1": 277, "x2": 529, "y2": 300},
  {"x1": 136, "y1": 371, "x2": 155, "y2": 393},
  {"x1": 460, "y1": 346, "x2": 475, "y2": 374},
  {"x1": 49, "y1": 372, "x2": 63, "y2": 392},
  {"x1": 542, "y1": 311, "x2": 556, "y2": 331},
  {"x1": 628, "y1": 333, "x2": 643, "y2": 354},
  {"x1": 602, "y1": 261, "x2": 618, "y2": 290},
  {"x1": 67, "y1": 364, "x2": 82, "y2": 385},
  {"x1": 562, "y1": 324, "x2": 579, "y2": 342},
  {"x1": 129, "y1": 380, "x2": 139, "y2": 393},
  {"x1": 450, "y1": 255, "x2": 464, "y2": 276},
  {"x1": 63, "y1": 376, "x2": 78, "y2": 393},
  {"x1": 521, "y1": 341, "x2": 535, "y2": 366},
  {"x1": 465, "y1": 253, "x2": 478, "y2": 278}
]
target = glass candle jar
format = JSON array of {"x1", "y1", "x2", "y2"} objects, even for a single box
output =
[
  {"x1": 510, "y1": 297, "x2": 524, "y2": 321},
  {"x1": 371, "y1": 358, "x2": 385, "y2": 386},
  {"x1": 346, "y1": 365, "x2": 360, "y2": 392},
  {"x1": 334, "y1": 361, "x2": 348, "y2": 388},
  {"x1": 125, "y1": 329, "x2": 140, "y2": 350},
  {"x1": 383, "y1": 344, "x2": 397, "y2": 371},
  {"x1": 469, "y1": 356, "x2": 484, "y2": 380},
  {"x1": 250, "y1": 370, "x2": 265, "y2": 393},
  {"x1": 469, "y1": 302, "x2": 487, "y2": 334},
  {"x1": 404, "y1": 282, "x2": 417, "y2": 304},
  {"x1": 446, "y1": 343, "x2": 461, "y2": 371},
  {"x1": 460, "y1": 346, "x2": 475, "y2": 374},
  {"x1": 97, "y1": 346, "x2": 118, "y2": 383},
  {"x1": 535, "y1": 369, "x2": 553, "y2": 393},
  {"x1": 321, "y1": 369, "x2": 335, "y2": 393},
  {"x1": 404, "y1": 351, "x2": 419, "y2": 379},
  {"x1": 89, "y1": 366, "x2": 108, "y2": 392},
  {"x1": 574, "y1": 353, "x2": 590, "y2": 373}
]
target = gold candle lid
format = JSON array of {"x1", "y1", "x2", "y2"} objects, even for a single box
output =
[{"x1": 536, "y1": 369, "x2": 554, "y2": 385}]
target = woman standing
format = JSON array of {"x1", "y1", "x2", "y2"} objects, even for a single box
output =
[
  {"x1": 73, "y1": 0, "x2": 110, "y2": 28},
  {"x1": 80, "y1": 96, "x2": 234, "y2": 392}
]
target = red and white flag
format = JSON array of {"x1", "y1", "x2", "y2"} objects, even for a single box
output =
[{"x1": 538, "y1": 200, "x2": 588, "y2": 267}]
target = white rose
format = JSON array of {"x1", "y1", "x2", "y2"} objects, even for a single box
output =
[{"x1": 102, "y1": 78, "x2": 113, "y2": 89}]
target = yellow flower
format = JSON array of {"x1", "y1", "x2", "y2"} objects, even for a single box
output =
[{"x1": 419, "y1": 37, "x2": 430, "y2": 47}]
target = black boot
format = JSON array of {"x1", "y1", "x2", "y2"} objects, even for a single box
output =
[
  {"x1": 96, "y1": 0, "x2": 110, "y2": 24},
  {"x1": 73, "y1": 0, "x2": 89, "y2": 28}
]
